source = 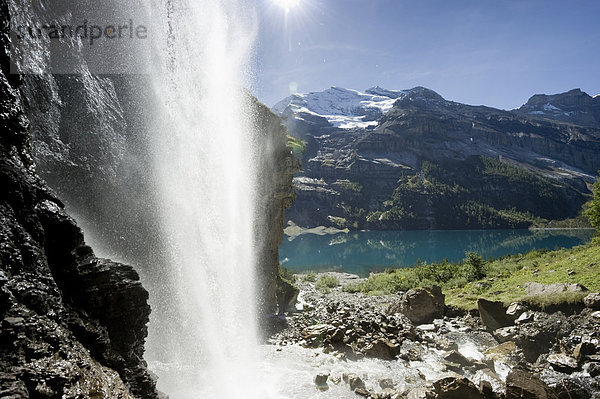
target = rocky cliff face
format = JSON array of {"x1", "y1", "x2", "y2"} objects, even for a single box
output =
[
  {"x1": 515, "y1": 88, "x2": 600, "y2": 128},
  {"x1": 250, "y1": 95, "x2": 300, "y2": 314},
  {"x1": 275, "y1": 86, "x2": 599, "y2": 230},
  {"x1": 0, "y1": 6, "x2": 158, "y2": 397}
]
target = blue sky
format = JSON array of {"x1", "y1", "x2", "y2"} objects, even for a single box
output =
[{"x1": 253, "y1": 0, "x2": 600, "y2": 110}]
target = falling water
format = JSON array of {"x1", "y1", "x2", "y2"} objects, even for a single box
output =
[{"x1": 146, "y1": 0, "x2": 261, "y2": 396}]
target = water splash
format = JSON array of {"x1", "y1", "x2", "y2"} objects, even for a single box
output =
[{"x1": 146, "y1": 0, "x2": 261, "y2": 396}]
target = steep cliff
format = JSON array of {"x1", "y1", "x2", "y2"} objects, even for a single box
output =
[
  {"x1": 250, "y1": 95, "x2": 300, "y2": 314},
  {"x1": 0, "y1": 4, "x2": 159, "y2": 397}
]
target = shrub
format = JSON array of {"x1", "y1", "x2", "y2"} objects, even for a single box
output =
[
  {"x1": 278, "y1": 264, "x2": 296, "y2": 284},
  {"x1": 584, "y1": 172, "x2": 600, "y2": 229},
  {"x1": 316, "y1": 275, "x2": 339, "y2": 291},
  {"x1": 301, "y1": 272, "x2": 317, "y2": 282}
]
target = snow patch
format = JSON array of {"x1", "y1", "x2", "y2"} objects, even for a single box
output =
[
  {"x1": 273, "y1": 86, "x2": 412, "y2": 129},
  {"x1": 543, "y1": 103, "x2": 561, "y2": 112}
]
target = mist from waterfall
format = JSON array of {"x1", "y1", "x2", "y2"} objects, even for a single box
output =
[{"x1": 146, "y1": 0, "x2": 261, "y2": 396}]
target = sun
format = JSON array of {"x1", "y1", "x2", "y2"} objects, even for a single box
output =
[{"x1": 273, "y1": 0, "x2": 301, "y2": 12}]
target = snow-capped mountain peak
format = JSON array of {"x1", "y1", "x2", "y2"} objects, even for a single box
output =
[{"x1": 272, "y1": 86, "x2": 443, "y2": 130}]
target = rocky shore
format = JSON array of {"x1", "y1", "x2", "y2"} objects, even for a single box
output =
[{"x1": 270, "y1": 272, "x2": 600, "y2": 399}]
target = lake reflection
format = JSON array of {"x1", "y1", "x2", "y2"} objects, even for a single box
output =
[{"x1": 279, "y1": 229, "x2": 595, "y2": 276}]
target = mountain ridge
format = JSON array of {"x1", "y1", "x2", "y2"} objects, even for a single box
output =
[{"x1": 274, "y1": 86, "x2": 600, "y2": 230}]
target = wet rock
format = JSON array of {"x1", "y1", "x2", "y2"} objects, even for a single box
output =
[
  {"x1": 505, "y1": 368, "x2": 557, "y2": 399},
  {"x1": 494, "y1": 326, "x2": 518, "y2": 343},
  {"x1": 314, "y1": 372, "x2": 329, "y2": 389},
  {"x1": 473, "y1": 368, "x2": 505, "y2": 397},
  {"x1": 388, "y1": 286, "x2": 445, "y2": 325},
  {"x1": 516, "y1": 312, "x2": 534, "y2": 324},
  {"x1": 551, "y1": 378, "x2": 591, "y2": 399},
  {"x1": 331, "y1": 328, "x2": 345, "y2": 342},
  {"x1": 276, "y1": 277, "x2": 299, "y2": 314},
  {"x1": 573, "y1": 342, "x2": 597, "y2": 363},
  {"x1": 588, "y1": 362, "x2": 600, "y2": 377},
  {"x1": 343, "y1": 373, "x2": 366, "y2": 391},
  {"x1": 379, "y1": 378, "x2": 395, "y2": 389},
  {"x1": 444, "y1": 350, "x2": 474, "y2": 367},
  {"x1": 511, "y1": 312, "x2": 572, "y2": 363},
  {"x1": 407, "y1": 387, "x2": 434, "y2": 399},
  {"x1": 478, "y1": 299, "x2": 512, "y2": 331},
  {"x1": 0, "y1": 52, "x2": 159, "y2": 398},
  {"x1": 301, "y1": 324, "x2": 335, "y2": 340},
  {"x1": 364, "y1": 338, "x2": 400, "y2": 360},
  {"x1": 417, "y1": 324, "x2": 437, "y2": 332},
  {"x1": 583, "y1": 293, "x2": 600, "y2": 310},
  {"x1": 547, "y1": 353, "x2": 578, "y2": 373},
  {"x1": 524, "y1": 282, "x2": 588, "y2": 296},
  {"x1": 506, "y1": 302, "x2": 528, "y2": 320},
  {"x1": 436, "y1": 337, "x2": 459, "y2": 352},
  {"x1": 432, "y1": 375, "x2": 483, "y2": 399},
  {"x1": 485, "y1": 341, "x2": 517, "y2": 360}
]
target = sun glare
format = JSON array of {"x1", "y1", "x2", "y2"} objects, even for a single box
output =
[{"x1": 273, "y1": 0, "x2": 301, "y2": 12}]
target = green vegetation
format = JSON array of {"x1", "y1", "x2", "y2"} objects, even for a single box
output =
[
  {"x1": 446, "y1": 241, "x2": 600, "y2": 309},
  {"x1": 301, "y1": 272, "x2": 317, "y2": 282},
  {"x1": 316, "y1": 275, "x2": 340, "y2": 292},
  {"x1": 334, "y1": 180, "x2": 363, "y2": 193},
  {"x1": 333, "y1": 156, "x2": 588, "y2": 230},
  {"x1": 584, "y1": 172, "x2": 600, "y2": 229},
  {"x1": 343, "y1": 252, "x2": 489, "y2": 295},
  {"x1": 278, "y1": 264, "x2": 296, "y2": 284},
  {"x1": 531, "y1": 214, "x2": 592, "y2": 229},
  {"x1": 343, "y1": 242, "x2": 600, "y2": 310},
  {"x1": 522, "y1": 291, "x2": 589, "y2": 311},
  {"x1": 286, "y1": 135, "x2": 305, "y2": 159}
]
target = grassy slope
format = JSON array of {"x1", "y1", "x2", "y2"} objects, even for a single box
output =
[
  {"x1": 343, "y1": 236, "x2": 600, "y2": 310},
  {"x1": 446, "y1": 239, "x2": 600, "y2": 309}
]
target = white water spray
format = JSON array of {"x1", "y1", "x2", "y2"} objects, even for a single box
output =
[{"x1": 146, "y1": 1, "x2": 261, "y2": 396}]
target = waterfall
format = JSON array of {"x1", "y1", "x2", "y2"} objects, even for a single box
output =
[{"x1": 146, "y1": 0, "x2": 261, "y2": 396}]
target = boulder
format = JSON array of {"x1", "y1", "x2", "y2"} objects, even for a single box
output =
[
  {"x1": 301, "y1": 324, "x2": 336, "y2": 340},
  {"x1": 444, "y1": 350, "x2": 474, "y2": 367},
  {"x1": 363, "y1": 338, "x2": 400, "y2": 360},
  {"x1": 276, "y1": 276, "x2": 299, "y2": 314},
  {"x1": 388, "y1": 286, "x2": 445, "y2": 325},
  {"x1": 478, "y1": 299, "x2": 512, "y2": 331},
  {"x1": 524, "y1": 282, "x2": 587, "y2": 296},
  {"x1": 551, "y1": 378, "x2": 591, "y2": 399},
  {"x1": 314, "y1": 373, "x2": 329, "y2": 389},
  {"x1": 573, "y1": 342, "x2": 597, "y2": 363},
  {"x1": 506, "y1": 302, "x2": 528, "y2": 320},
  {"x1": 343, "y1": 373, "x2": 366, "y2": 391},
  {"x1": 494, "y1": 326, "x2": 518, "y2": 343},
  {"x1": 432, "y1": 375, "x2": 483, "y2": 399},
  {"x1": 472, "y1": 369, "x2": 505, "y2": 397},
  {"x1": 547, "y1": 353, "x2": 579, "y2": 373},
  {"x1": 588, "y1": 363, "x2": 600, "y2": 377},
  {"x1": 378, "y1": 378, "x2": 395, "y2": 389},
  {"x1": 506, "y1": 368, "x2": 557, "y2": 399},
  {"x1": 407, "y1": 387, "x2": 434, "y2": 399},
  {"x1": 484, "y1": 341, "x2": 517, "y2": 361},
  {"x1": 583, "y1": 293, "x2": 600, "y2": 309}
]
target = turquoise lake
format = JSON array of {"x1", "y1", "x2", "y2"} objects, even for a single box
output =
[{"x1": 279, "y1": 229, "x2": 596, "y2": 277}]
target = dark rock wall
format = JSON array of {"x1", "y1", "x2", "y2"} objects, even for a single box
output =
[
  {"x1": 249, "y1": 96, "x2": 299, "y2": 314},
  {"x1": 0, "y1": 2, "x2": 158, "y2": 397}
]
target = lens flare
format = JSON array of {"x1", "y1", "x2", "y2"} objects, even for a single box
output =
[{"x1": 273, "y1": 0, "x2": 300, "y2": 12}]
